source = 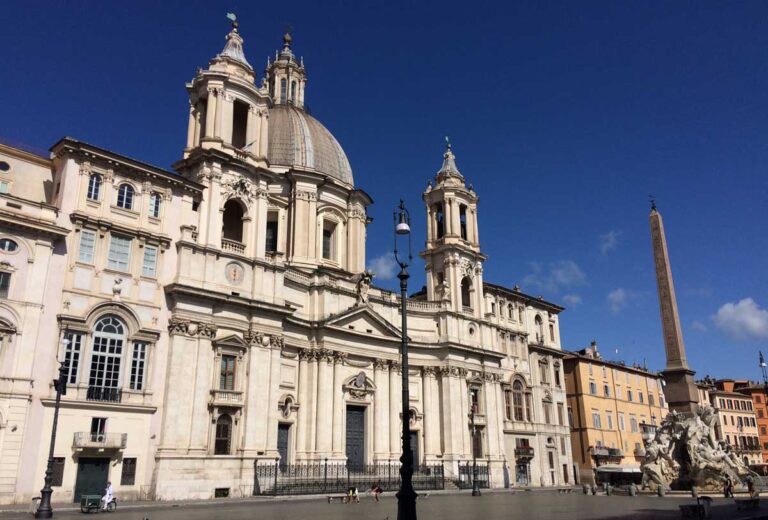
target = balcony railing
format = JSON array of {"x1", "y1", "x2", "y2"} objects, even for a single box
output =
[
  {"x1": 86, "y1": 386, "x2": 122, "y2": 403},
  {"x1": 73, "y1": 432, "x2": 127, "y2": 450},
  {"x1": 210, "y1": 389, "x2": 244, "y2": 406},
  {"x1": 514, "y1": 446, "x2": 535, "y2": 459},
  {"x1": 592, "y1": 446, "x2": 623, "y2": 458},
  {"x1": 221, "y1": 239, "x2": 245, "y2": 254}
]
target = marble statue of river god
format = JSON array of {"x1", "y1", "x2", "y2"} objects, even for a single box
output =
[{"x1": 641, "y1": 405, "x2": 754, "y2": 494}]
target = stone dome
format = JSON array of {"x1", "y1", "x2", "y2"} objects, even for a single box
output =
[{"x1": 267, "y1": 104, "x2": 353, "y2": 185}]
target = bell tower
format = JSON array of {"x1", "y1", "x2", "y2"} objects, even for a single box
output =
[
  {"x1": 420, "y1": 143, "x2": 486, "y2": 316},
  {"x1": 182, "y1": 18, "x2": 270, "y2": 163}
]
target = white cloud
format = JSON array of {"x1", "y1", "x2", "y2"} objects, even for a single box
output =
[
  {"x1": 713, "y1": 298, "x2": 768, "y2": 340},
  {"x1": 367, "y1": 253, "x2": 398, "y2": 281},
  {"x1": 562, "y1": 294, "x2": 583, "y2": 306},
  {"x1": 523, "y1": 260, "x2": 586, "y2": 294},
  {"x1": 691, "y1": 320, "x2": 708, "y2": 333},
  {"x1": 607, "y1": 288, "x2": 637, "y2": 313},
  {"x1": 599, "y1": 230, "x2": 623, "y2": 254}
]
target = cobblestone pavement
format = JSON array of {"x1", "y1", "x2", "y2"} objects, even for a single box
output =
[{"x1": 2, "y1": 492, "x2": 762, "y2": 520}]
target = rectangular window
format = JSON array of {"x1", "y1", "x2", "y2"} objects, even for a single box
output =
[
  {"x1": 630, "y1": 416, "x2": 638, "y2": 433},
  {"x1": 504, "y1": 389, "x2": 513, "y2": 420},
  {"x1": 322, "y1": 221, "x2": 336, "y2": 260},
  {"x1": 554, "y1": 367, "x2": 561, "y2": 387},
  {"x1": 639, "y1": 392, "x2": 644, "y2": 404},
  {"x1": 606, "y1": 412, "x2": 613, "y2": 430},
  {"x1": 562, "y1": 464, "x2": 569, "y2": 484},
  {"x1": 544, "y1": 402, "x2": 551, "y2": 425},
  {"x1": 603, "y1": 384, "x2": 610, "y2": 397},
  {"x1": 557, "y1": 403, "x2": 564, "y2": 426},
  {"x1": 51, "y1": 457, "x2": 65, "y2": 487},
  {"x1": 149, "y1": 192, "x2": 162, "y2": 218},
  {"x1": 627, "y1": 390, "x2": 633, "y2": 402},
  {"x1": 659, "y1": 395, "x2": 665, "y2": 408},
  {"x1": 142, "y1": 246, "x2": 158, "y2": 277},
  {"x1": 121, "y1": 458, "x2": 137, "y2": 486},
  {"x1": 0, "y1": 272, "x2": 10, "y2": 299},
  {"x1": 649, "y1": 393, "x2": 655, "y2": 407},
  {"x1": 592, "y1": 411, "x2": 601, "y2": 429},
  {"x1": 549, "y1": 323, "x2": 555, "y2": 342},
  {"x1": 265, "y1": 212, "x2": 279, "y2": 253},
  {"x1": 560, "y1": 437, "x2": 567, "y2": 455},
  {"x1": 470, "y1": 388, "x2": 481, "y2": 414},
  {"x1": 618, "y1": 413, "x2": 625, "y2": 431},
  {"x1": 232, "y1": 100, "x2": 248, "y2": 149},
  {"x1": 89, "y1": 332, "x2": 123, "y2": 390},
  {"x1": 78, "y1": 230, "x2": 96, "y2": 264},
  {"x1": 0, "y1": 181, "x2": 9, "y2": 194},
  {"x1": 64, "y1": 332, "x2": 83, "y2": 385},
  {"x1": 615, "y1": 386, "x2": 622, "y2": 399},
  {"x1": 540, "y1": 364, "x2": 549, "y2": 384},
  {"x1": 588, "y1": 363, "x2": 593, "y2": 376},
  {"x1": 90, "y1": 417, "x2": 107, "y2": 441},
  {"x1": 129, "y1": 342, "x2": 147, "y2": 390},
  {"x1": 589, "y1": 381, "x2": 596, "y2": 395},
  {"x1": 758, "y1": 410, "x2": 764, "y2": 419},
  {"x1": 720, "y1": 398, "x2": 725, "y2": 408},
  {"x1": 602, "y1": 366, "x2": 607, "y2": 378},
  {"x1": 220, "y1": 355, "x2": 236, "y2": 390},
  {"x1": 107, "y1": 234, "x2": 132, "y2": 272}
]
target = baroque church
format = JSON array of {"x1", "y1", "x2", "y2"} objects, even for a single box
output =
[{"x1": 0, "y1": 22, "x2": 572, "y2": 503}]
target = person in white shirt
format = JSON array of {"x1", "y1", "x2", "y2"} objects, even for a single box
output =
[{"x1": 101, "y1": 481, "x2": 113, "y2": 511}]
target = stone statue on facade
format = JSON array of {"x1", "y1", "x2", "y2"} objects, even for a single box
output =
[
  {"x1": 355, "y1": 270, "x2": 374, "y2": 305},
  {"x1": 641, "y1": 405, "x2": 753, "y2": 493}
]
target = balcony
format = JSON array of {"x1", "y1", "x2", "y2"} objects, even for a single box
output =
[
  {"x1": 210, "y1": 389, "x2": 244, "y2": 407},
  {"x1": 86, "y1": 386, "x2": 122, "y2": 403},
  {"x1": 468, "y1": 413, "x2": 486, "y2": 426},
  {"x1": 514, "y1": 446, "x2": 535, "y2": 459},
  {"x1": 592, "y1": 446, "x2": 623, "y2": 459},
  {"x1": 73, "y1": 432, "x2": 127, "y2": 451},
  {"x1": 221, "y1": 239, "x2": 245, "y2": 255}
]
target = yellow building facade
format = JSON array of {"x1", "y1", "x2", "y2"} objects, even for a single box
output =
[{"x1": 564, "y1": 343, "x2": 668, "y2": 484}]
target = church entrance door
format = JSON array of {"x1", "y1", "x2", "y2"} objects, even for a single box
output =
[{"x1": 346, "y1": 405, "x2": 365, "y2": 469}]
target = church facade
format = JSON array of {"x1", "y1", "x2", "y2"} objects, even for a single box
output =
[{"x1": 0, "y1": 23, "x2": 572, "y2": 504}]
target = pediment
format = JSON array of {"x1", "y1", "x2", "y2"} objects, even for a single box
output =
[
  {"x1": 323, "y1": 305, "x2": 402, "y2": 339},
  {"x1": 212, "y1": 334, "x2": 249, "y2": 351}
]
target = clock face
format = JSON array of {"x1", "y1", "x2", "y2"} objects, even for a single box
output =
[{"x1": 225, "y1": 262, "x2": 244, "y2": 285}]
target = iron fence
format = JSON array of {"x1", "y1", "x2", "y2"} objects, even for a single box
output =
[
  {"x1": 253, "y1": 460, "x2": 444, "y2": 496},
  {"x1": 456, "y1": 461, "x2": 490, "y2": 489}
]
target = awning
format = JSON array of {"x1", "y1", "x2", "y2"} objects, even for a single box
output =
[{"x1": 596, "y1": 465, "x2": 642, "y2": 474}]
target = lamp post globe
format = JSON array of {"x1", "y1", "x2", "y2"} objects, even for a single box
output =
[{"x1": 393, "y1": 200, "x2": 417, "y2": 520}]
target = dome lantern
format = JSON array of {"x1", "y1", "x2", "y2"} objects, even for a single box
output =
[{"x1": 265, "y1": 32, "x2": 307, "y2": 108}]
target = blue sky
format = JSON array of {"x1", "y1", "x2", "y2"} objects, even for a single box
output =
[{"x1": 1, "y1": 1, "x2": 767, "y2": 379}]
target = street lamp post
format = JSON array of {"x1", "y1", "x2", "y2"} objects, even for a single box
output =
[
  {"x1": 470, "y1": 397, "x2": 481, "y2": 496},
  {"x1": 35, "y1": 338, "x2": 70, "y2": 519},
  {"x1": 393, "y1": 200, "x2": 417, "y2": 520}
]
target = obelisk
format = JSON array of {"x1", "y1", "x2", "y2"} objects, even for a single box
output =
[{"x1": 649, "y1": 201, "x2": 699, "y2": 415}]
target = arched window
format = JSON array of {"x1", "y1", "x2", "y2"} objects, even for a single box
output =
[
  {"x1": 461, "y1": 277, "x2": 472, "y2": 308},
  {"x1": 535, "y1": 315, "x2": 544, "y2": 342},
  {"x1": 435, "y1": 203, "x2": 444, "y2": 238},
  {"x1": 116, "y1": 184, "x2": 135, "y2": 210},
  {"x1": 0, "y1": 239, "x2": 18, "y2": 252},
  {"x1": 508, "y1": 304, "x2": 513, "y2": 319},
  {"x1": 512, "y1": 381, "x2": 525, "y2": 421},
  {"x1": 222, "y1": 199, "x2": 244, "y2": 243},
  {"x1": 290, "y1": 81, "x2": 297, "y2": 103},
  {"x1": 459, "y1": 204, "x2": 468, "y2": 240},
  {"x1": 87, "y1": 174, "x2": 102, "y2": 201},
  {"x1": 280, "y1": 78, "x2": 287, "y2": 103},
  {"x1": 215, "y1": 414, "x2": 232, "y2": 455},
  {"x1": 88, "y1": 316, "x2": 126, "y2": 401}
]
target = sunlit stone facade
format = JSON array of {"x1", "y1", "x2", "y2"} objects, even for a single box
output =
[{"x1": 0, "y1": 23, "x2": 572, "y2": 504}]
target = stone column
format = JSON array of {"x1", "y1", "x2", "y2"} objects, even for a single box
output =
[
  {"x1": 213, "y1": 89, "x2": 223, "y2": 139},
  {"x1": 295, "y1": 349, "x2": 311, "y2": 459},
  {"x1": 332, "y1": 352, "x2": 346, "y2": 457},
  {"x1": 422, "y1": 367, "x2": 438, "y2": 460},
  {"x1": 389, "y1": 361, "x2": 402, "y2": 458},
  {"x1": 258, "y1": 109, "x2": 269, "y2": 158},
  {"x1": 246, "y1": 106, "x2": 258, "y2": 155},
  {"x1": 373, "y1": 359, "x2": 390, "y2": 460},
  {"x1": 315, "y1": 349, "x2": 334, "y2": 456},
  {"x1": 186, "y1": 101, "x2": 196, "y2": 149},
  {"x1": 193, "y1": 102, "x2": 202, "y2": 146},
  {"x1": 459, "y1": 374, "x2": 471, "y2": 457},
  {"x1": 204, "y1": 88, "x2": 217, "y2": 138},
  {"x1": 472, "y1": 207, "x2": 480, "y2": 245},
  {"x1": 265, "y1": 337, "x2": 283, "y2": 455}
]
